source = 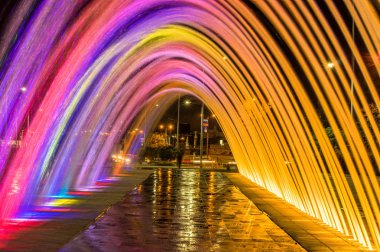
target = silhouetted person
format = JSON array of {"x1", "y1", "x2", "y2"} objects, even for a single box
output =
[{"x1": 176, "y1": 148, "x2": 184, "y2": 168}]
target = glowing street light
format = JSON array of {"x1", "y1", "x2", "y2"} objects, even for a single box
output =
[
  {"x1": 167, "y1": 124, "x2": 174, "y2": 145},
  {"x1": 176, "y1": 96, "x2": 180, "y2": 150},
  {"x1": 158, "y1": 124, "x2": 175, "y2": 145},
  {"x1": 184, "y1": 98, "x2": 205, "y2": 169},
  {"x1": 20, "y1": 86, "x2": 29, "y2": 133},
  {"x1": 327, "y1": 61, "x2": 335, "y2": 69},
  {"x1": 200, "y1": 103, "x2": 205, "y2": 169}
]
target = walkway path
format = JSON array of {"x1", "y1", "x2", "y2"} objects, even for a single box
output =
[
  {"x1": 0, "y1": 168, "x2": 152, "y2": 252},
  {"x1": 62, "y1": 169, "x2": 305, "y2": 251},
  {"x1": 1, "y1": 167, "x2": 368, "y2": 251},
  {"x1": 226, "y1": 173, "x2": 368, "y2": 252}
]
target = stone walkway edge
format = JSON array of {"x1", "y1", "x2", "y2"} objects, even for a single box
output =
[{"x1": 225, "y1": 173, "x2": 370, "y2": 252}]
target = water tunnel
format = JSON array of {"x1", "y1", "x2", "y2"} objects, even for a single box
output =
[{"x1": 0, "y1": 0, "x2": 379, "y2": 249}]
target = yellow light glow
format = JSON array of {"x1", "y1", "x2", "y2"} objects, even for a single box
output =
[
  {"x1": 327, "y1": 61, "x2": 335, "y2": 69},
  {"x1": 105, "y1": 7, "x2": 380, "y2": 249},
  {"x1": 44, "y1": 198, "x2": 79, "y2": 207}
]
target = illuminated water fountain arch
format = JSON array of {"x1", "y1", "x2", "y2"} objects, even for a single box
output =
[{"x1": 0, "y1": 0, "x2": 379, "y2": 249}]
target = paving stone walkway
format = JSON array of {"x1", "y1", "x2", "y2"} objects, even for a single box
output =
[
  {"x1": 0, "y1": 168, "x2": 152, "y2": 252},
  {"x1": 61, "y1": 169, "x2": 305, "y2": 251},
  {"x1": 225, "y1": 173, "x2": 369, "y2": 252}
]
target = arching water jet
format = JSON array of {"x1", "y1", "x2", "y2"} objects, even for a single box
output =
[{"x1": 0, "y1": 1, "x2": 378, "y2": 249}]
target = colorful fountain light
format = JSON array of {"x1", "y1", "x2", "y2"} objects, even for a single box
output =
[{"x1": 0, "y1": 0, "x2": 379, "y2": 249}]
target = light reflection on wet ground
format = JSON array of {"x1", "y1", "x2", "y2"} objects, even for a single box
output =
[{"x1": 61, "y1": 169, "x2": 305, "y2": 251}]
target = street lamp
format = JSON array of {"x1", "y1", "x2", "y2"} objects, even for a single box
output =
[
  {"x1": 326, "y1": 61, "x2": 335, "y2": 69},
  {"x1": 168, "y1": 124, "x2": 173, "y2": 145},
  {"x1": 184, "y1": 99, "x2": 206, "y2": 169},
  {"x1": 176, "y1": 95, "x2": 180, "y2": 149},
  {"x1": 206, "y1": 114, "x2": 216, "y2": 156},
  {"x1": 158, "y1": 123, "x2": 174, "y2": 145},
  {"x1": 200, "y1": 103, "x2": 204, "y2": 169},
  {"x1": 326, "y1": 59, "x2": 354, "y2": 116},
  {"x1": 20, "y1": 86, "x2": 29, "y2": 137}
]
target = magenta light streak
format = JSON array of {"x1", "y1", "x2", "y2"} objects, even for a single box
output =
[
  {"x1": 0, "y1": 1, "x2": 378, "y2": 249},
  {"x1": 0, "y1": 0, "x2": 242, "y2": 221}
]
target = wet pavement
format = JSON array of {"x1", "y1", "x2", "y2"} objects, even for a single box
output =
[
  {"x1": 226, "y1": 173, "x2": 369, "y2": 252},
  {"x1": 61, "y1": 169, "x2": 305, "y2": 251},
  {"x1": 0, "y1": 168, "x2": 152, "y2": 252}
]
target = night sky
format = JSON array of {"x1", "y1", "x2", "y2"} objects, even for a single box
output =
[
  {"x1": 157, "y1": 1, "x2": 379, "y2": 130},
  {"x1": 159, "y1": 94, "x2": 218, "y2": 134}
]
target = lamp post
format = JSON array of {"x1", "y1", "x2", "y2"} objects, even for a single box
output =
[
  {"x1": 184, "y1": 99, "x2": 208, "y2": 169},
  {"x1": 159, "y1": 124, "x2": 165, "y2": 145},
  {"x1": 200, "y1": 103, "x2": 204, "y2": 169},
  {"x1": 159, "y1": 123, "x2": 174, "y2": 145},
  {"x1": 176, "y1": 95, "x2": 180, "y2": 149},
  {"x1": 168, "y1": 124, "x2": 173, "y2": 145},
  {"x1": 20, "y1": 86, "x2": 28, "y2": 142},
  {"x1": 350, "y1": 8, "x2": 355, "y2": 117}
]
